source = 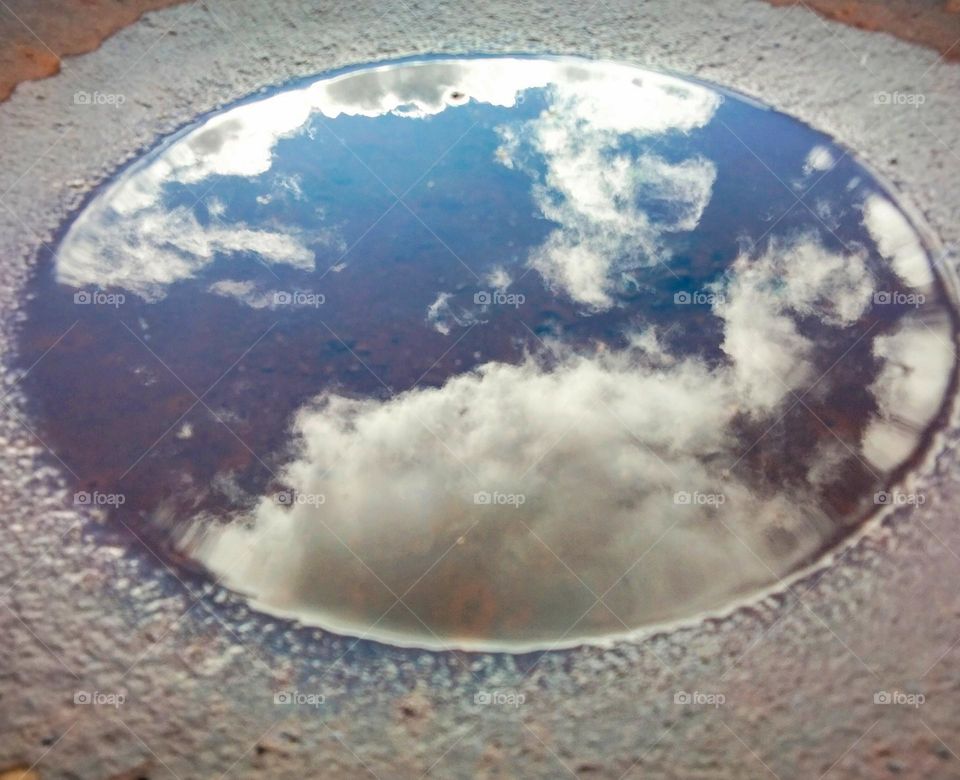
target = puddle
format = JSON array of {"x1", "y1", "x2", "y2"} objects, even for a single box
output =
[{"x1": 17, "y1": 56, "x2": 957, "y2": 651}]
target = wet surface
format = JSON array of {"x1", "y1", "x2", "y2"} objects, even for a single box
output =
[{"x1": 16, "y1": 56, "x2": 958, "y2": 650}]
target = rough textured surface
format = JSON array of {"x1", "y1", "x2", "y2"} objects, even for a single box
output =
[
  {"x1": 764, "y1": 0, "x2": 960, "y2": 62},
  {"x1": 0, "y1": 1, "x2": 959, "y2": 778},
  {"x1": 0, "y1": 0, "x2": 188, "y2": 102},
  {"x1": 0, "y1": 0, "x2": 958, "y2": 105}
]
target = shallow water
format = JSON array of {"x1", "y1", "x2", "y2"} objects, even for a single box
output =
[{"x1": 18, "y1": 56, "x2": 957, "y2": 650}]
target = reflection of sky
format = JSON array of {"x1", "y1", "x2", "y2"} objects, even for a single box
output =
[
  {"x1": 39, "y1": 57, "x2": 956, "y2": 649},
  {"x1": 56, "y1": 59, "x2": 727, "y2": 302}
]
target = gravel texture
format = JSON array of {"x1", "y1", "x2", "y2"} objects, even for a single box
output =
[{"x1": 763, "y1": 0, "x2": 960, "y2": 62}]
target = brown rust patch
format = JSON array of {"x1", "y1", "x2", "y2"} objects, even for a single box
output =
[
  {"x1": 763, "y1": 0, "x2": 960, "y2": 62},
  {"x1": 0, "y1": 769, "x2": 41, "y2": 780},
  {"x1": 0, "y1": 0, "x2": 188, "y2": 102}
]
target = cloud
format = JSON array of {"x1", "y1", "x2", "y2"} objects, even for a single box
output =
[
  {"x1": 56, "y1": 58, "x2": 723, "y2": 304},
  {"x1": 180, "y1": 232, "x2": 944, "y2": 649},
  {"x1": 529, "y1": 154, "x2": 717, "y2": 308},
  {"x1": 54, "y1": 95, "x2": 330, "y2": 300},
  {"x1": 208, "y1": 279, "x2": 276, "y2": 309},
  {"x1": 862, "y1": 314, "x2": 955, "y2": 470},
  {"x1": 178, "y1": 57, "x2": 708, "y2": 183},
  {"x1": 56, "y1": 56, "x2": 950, "y2": 650},
  {"x1": 53, "y1": 58, "x2": 612, "y2": 301},
  {"x1": 188, "y1": 329, "x2": 839, "y2": 649},
  {"x1": 131, "y1": 58, "x2": 563, "y2": 200},
  {"x1": 496, "y1": 69, "x2": 721, "y2": 308},
  {"x1": 863, "y1": 195, "x2": 934, "y2": 289},
  {"x1": 307, "y1": 59, "x2": 558, "y2": 120},
  {"x1": 485, "y1": 266, "x2": 512, "y2": 291},
  {"x1": 425, "y1": 291, "x2": 482, "y2": 335},
  {"x1": 803, "y1": 145, "x2": 835, "y2": 175},
  {"x1": 180, "y1": 91, "x2": 315, "y2": 181},
  {"x1": 57, "y1": 204, "x2": 315, "y2": 301},
  {"x1": 712, "y1": 235, "x2": 875, "y2": 412}
]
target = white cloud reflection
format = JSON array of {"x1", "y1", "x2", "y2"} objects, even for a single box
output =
[
  {"x1": 207, "y1": 279, "x2": 276, "y2": 309},
  {"x1": 57, "y1": 203, "x2": 315, "y2": 302},
  {"x1": 55, "y1": 58, "x2": 721, "y2": 304},
  {"x1": 803, "y1": 145, "x2": 835, "y2": 175},
  {"x1": 863, "y1": 195, "x2": 934, "y2": 289},
  {"x1": 713, "y1": 236, "x2": 875, "y2": 411},
  {"x1": 862, "y1": 314, "x2": 954, "y2": 471},
  {"x1": 528, "y1": 153, "x2": 717, "y2": 309},
  {"x1": 56, "y1": 59, "x2": 557, "y2": 300},
  {"x1": 496, "y1": 68, "x2": 721, "y2": 308},
  {"x1": 190, "y1": 337, "x2": 832, "y2": 650},
  {"x1": 187, "y1": 234, "x2": 927, "y2": 650},
  {"x1": 425, "y1": 291, "x2": 482, "y2": 335}
]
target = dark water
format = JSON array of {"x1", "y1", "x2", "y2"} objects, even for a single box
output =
[{"x1": 17, "y1": 57, "x2": 957, "y2": 650}]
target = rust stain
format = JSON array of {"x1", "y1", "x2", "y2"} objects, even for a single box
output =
[
  {"x1": 0, "y1": 769, "x2": 41, "y2": 780},
  {"x1": 0, "y1": 0, "x2": 188, "y2": 102},
  {"x1": 763, "y1": 0, "x2": 960, "y2": 62}
]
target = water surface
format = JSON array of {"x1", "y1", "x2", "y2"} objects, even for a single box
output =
[{"x1": 19, "y1": 56, "x2": 957, "y2": 650}]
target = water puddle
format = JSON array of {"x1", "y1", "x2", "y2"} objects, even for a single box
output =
[{"x1": 17, "y1": 56, "x2": 957, "y2": 651}]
